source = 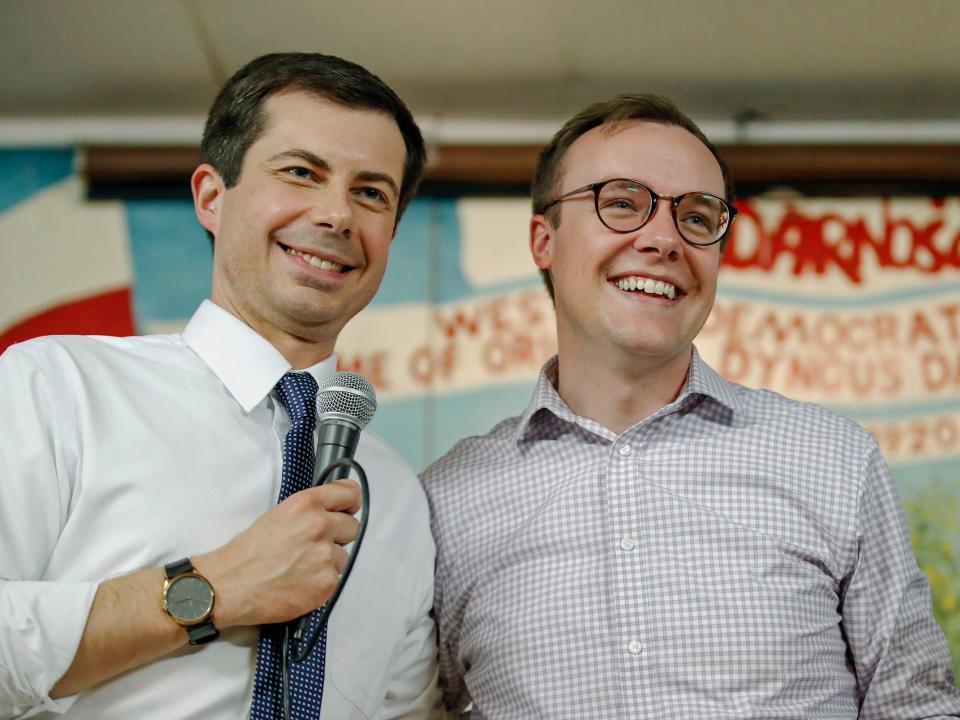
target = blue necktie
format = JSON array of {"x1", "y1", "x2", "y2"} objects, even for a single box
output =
[{"x1": 250, "y1": 372, "x2": 327, "y2": 719}]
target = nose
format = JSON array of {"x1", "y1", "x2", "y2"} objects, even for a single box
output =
[
  {"x1": 633, "y1": 200, "x2": 681, "y2": 259},
  {"x1": 307, "y1": 185, "x2": 353, "y2": 237}
]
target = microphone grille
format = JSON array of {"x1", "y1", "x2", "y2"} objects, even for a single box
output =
[{"x1": 316, "y1": 371, "x2": 377, "y2": 428}]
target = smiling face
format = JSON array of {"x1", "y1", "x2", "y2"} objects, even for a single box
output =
[
  {"x1": 530, "y1": 120, "x2": 725, "y2": 379},
  {"x1": 193, "y1": 90, "x2": 407, "y2": 364}
]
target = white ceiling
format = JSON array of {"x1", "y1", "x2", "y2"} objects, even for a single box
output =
[{"x1": 2, "y1": 0, "x2": 960, "y2": 144}]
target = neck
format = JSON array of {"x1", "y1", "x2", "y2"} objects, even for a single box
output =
[
  {"x1": 555, "y1": 341, "x2": 693, "y2": 435},
  {"x1": 263, "y1": 330, "x2": 334, "y2": 370},
  {"x1": 210, "y1": 296, "x2": 336, "y2": 370}
]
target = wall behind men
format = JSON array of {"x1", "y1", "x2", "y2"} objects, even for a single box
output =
[{"x1": 1, "y1": 147, "x2": 958, "y2": 670}]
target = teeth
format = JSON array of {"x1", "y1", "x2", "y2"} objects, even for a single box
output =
[
  {"x1": 286, "y1": 247, "x2": 344, "y2": 272},
  {"x1": 615, "y1": 275, "x2": 677, "y2": 299}
]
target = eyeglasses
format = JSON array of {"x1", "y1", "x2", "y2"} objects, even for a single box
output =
[{"x1": 540, "y1": 178, "x2": 737, "y2": 246}]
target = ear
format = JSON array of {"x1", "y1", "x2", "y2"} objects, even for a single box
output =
[
  {"x1": 529, "y1": 213, "x2": 555, "y2": 271},
  {"x1": 191, "y1": 164, "x2": 225, "y2": 237}
]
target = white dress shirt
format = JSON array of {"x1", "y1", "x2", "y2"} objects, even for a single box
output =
[{"x1": 0, "y1": 300, "x2": 440, "y2": 719}]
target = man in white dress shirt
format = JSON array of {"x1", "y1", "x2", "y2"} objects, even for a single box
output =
[{"x1": 0, "y1": 53, "x2": 440, "y2": 719}]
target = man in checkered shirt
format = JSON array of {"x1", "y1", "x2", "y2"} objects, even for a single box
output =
[{"x1": 421, "y1": 95, "x2": 960, "y2": 719}]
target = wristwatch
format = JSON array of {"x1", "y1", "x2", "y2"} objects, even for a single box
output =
[{"x1": 162, "y1": 557, "x2": 220, "y2": 645}]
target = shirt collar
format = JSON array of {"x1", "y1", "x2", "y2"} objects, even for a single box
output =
[
  {"x1": 682, "y1": 346, "x2": 739, "y2": 413},
  {"x1": 515, "y1": 346, "x2": 739, "y2": 445},
  {"x1": 182, "y1": 300, "x2": 338, "y2": 413}
]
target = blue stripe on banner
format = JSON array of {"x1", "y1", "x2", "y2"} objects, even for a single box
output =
[
  {"x1": 0, "y1": 149, "x2": 74, "y2": 214},
  {"x1": 434, "y1": 199, "x2": 472, "y2": 304},
  {"x1": 367, "y1": 395, "x2": 431, "y2": 471},
  {"x1": 124, "y1": 200, "x2": 212, "y2": 329},
  {"x1": 828, "y1": 399, "x2": 960, "y2": 420},
  {"x1": 372, "y1": 381, "x2": 537, "y2": 471},
  {"x1": 893, "y1": 459, "x2": 960, "y2": 531},
  {"x1": 371, "y1": 198, "x2": 435, "y2": 305},
  {"x1": 375, "y1": 197, "x2": 543, "y2": 306},
  {"x1": 717, "y1": 282, "x2": 960, "y2": 308}
]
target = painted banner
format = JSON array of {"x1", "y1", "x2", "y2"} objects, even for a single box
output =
[{"x1": 1, "y1": 150, "x2": 958, "y2": 669}]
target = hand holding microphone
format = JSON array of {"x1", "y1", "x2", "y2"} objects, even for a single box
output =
[{"x1": 192, "y1": 372, "x2": 376, "y2": 634}]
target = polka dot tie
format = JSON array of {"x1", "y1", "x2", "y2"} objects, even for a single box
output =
[{"x1": 250, "y1": 372, "x2": 327, "y2": 719}]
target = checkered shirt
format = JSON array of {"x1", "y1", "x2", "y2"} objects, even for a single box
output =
[{"x1": 421, "y1": 349, "x2": 960, "y2": 719}]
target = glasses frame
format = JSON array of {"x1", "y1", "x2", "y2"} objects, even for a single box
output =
[{"x1": 541, "y1": 178, "x2": 737, "y2": 247}]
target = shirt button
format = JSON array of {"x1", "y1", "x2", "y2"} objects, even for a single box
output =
[
  {"x1": 620, "y1": 536, "x2": 636, "y2": 551},
  {"x1": 618, "y1": 444, "x2": 632, "y2": 457},
  {"x1": 627, "y1": 640, "x2": 643, "y2": 655}
]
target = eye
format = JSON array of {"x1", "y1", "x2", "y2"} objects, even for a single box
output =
[
  {"x1": 354, "y1": 186, "x2": 392, "y2": 210},
  {"x1": 597, "y1": 182, "x2": 649, "y2": 217},
  {"x1": 600, "y1": 196, "x2": 640, "y2": 212},
  {"x1": 677, "y1": 195, "x2": 724, "y2": 237},
  {"x1": 284, "y1": 166, "x2": 316, "y2": 181},
  {"x1": 679, "y1": 211, "x2": 717, "y2": 235}
]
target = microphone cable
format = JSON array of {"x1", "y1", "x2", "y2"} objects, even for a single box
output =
[{"x1": 280, "y1": 456, "x2": 370, "y2": 720}]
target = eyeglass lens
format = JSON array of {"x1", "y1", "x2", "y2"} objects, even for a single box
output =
[{"x1": 597, "y1": 180, "x2": 730, "y2": 244}]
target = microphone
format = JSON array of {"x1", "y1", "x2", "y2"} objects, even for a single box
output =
[
  {"x1": 291, "y1": 371, "x2": 377, "y2": 652},
  {"x1": 313, "y1": 370, "x2": 377, "y2": 485}
]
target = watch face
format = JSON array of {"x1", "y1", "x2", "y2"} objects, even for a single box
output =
[{"x1": 166, "y1": 575, "x2": 213, "y2": 623}]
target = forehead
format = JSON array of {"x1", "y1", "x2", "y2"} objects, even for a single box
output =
[
  {"x1": 249, "y1": 90, "x2": 406, "y2": 177},
  {"x1": 560, "y1": 120, "x2": 725, "y2": 197}
]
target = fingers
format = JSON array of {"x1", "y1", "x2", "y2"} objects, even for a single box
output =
[
  {"x1": 314, "y1": 480, "x2": 363, "y2": 515},
  {"x1": 325, "y1": 509, "x2": 361, "y2": 546},
  {"x1": 306, "y1": 479, "x2": 363, "y2": 515},
  {"x1": 281, "y1": 484, "x2": 361, "y2": 545},
  {"x1": 325, "y1": 542, "x2": 350, "y2": 574}
]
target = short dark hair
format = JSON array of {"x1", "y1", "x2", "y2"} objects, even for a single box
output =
[
  {"x1": 200, "y1": 52, "x2": 426, "y2": 241},
  {"x1": 531, "y1": 94, "x2": 734, "y2": 300}
]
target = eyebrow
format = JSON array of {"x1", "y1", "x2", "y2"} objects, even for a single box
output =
[{"x1": 266, "y1": 149, "x2": 401, "y2": 200}]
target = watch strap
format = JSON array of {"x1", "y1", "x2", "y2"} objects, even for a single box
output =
[
  {"x1": 186, "y1": 619, "x2": 220, "y2": 645},
  {"x1": 164, "y1": 557, "x2": 195, "y2": 578}
]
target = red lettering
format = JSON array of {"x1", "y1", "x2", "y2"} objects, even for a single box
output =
[
  {"x1": 518, "y1": 289, "x2": 548, "y2": 327},
  {"x1": 880, "y1": 356, "x2": 904, "y2": 396},
  {"x1": 722, "y1": 197, "x2": 959, "y2": 280},
  {"x1": 908, "y1": 312, "x2": 940, "y2": 344},
  {"x1": 337, "y1": 351, "x2": 390, "y2": 390},
  {"x1": 938, "y1": 303, "x2": 960, "y2": 342},
  {"x1": 750, "y1": 311, "x2": 808, "y2": 344},
  {"x1": 433, "y1": 307, "x2": 480, "y2": 339},
  {"x1": 408, "y1": 342, "x2": 457, "y2": 386},
  {"x1": 921, "y1": 351, "x2": 950, "y2": 391},
  {"x1": 702, "y1": 300, "x2": 750, "y2": 339},
  {"x1": 872, "y1": 313, "x2": 899, "y2": 348},
  {"x1": 719, "y1": 340, "x2": 751, "y2": 382},
  {"x1": 785, "y1": 355, "x2": 817, "y2": 391},
  {"x1": 814, "y1": 314, "x2": 846, "y2": 347}
]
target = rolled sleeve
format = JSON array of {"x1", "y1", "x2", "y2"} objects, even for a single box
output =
[{"x1": 0, "y1": 345, "x2": 94, "y2": 717}]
